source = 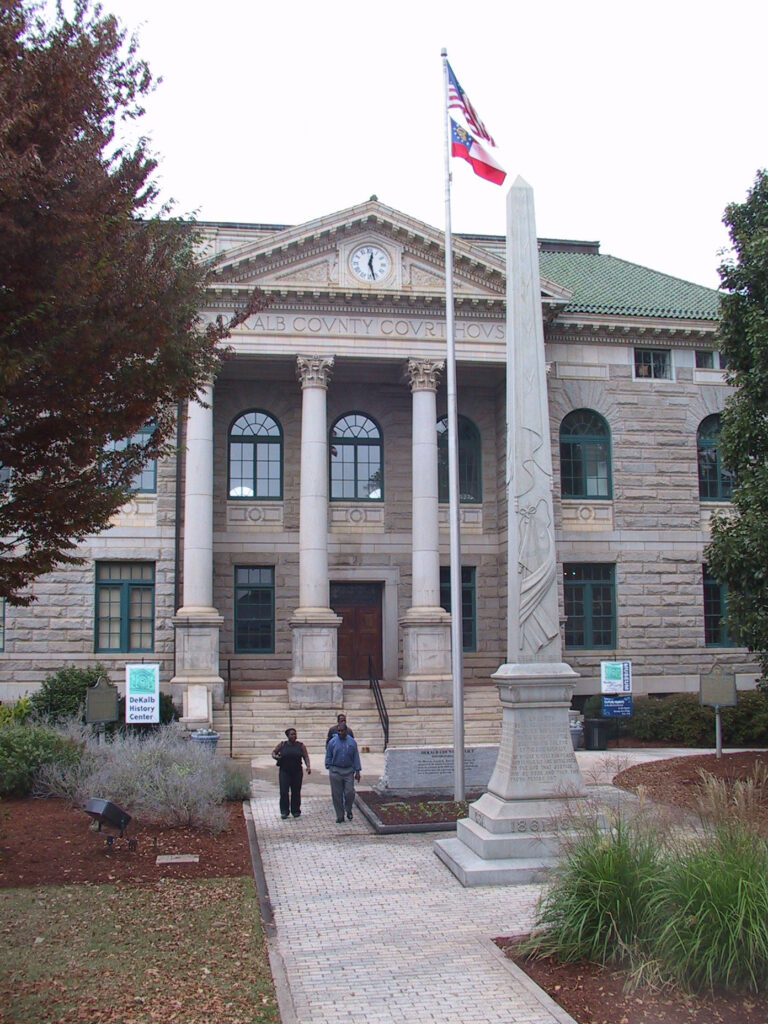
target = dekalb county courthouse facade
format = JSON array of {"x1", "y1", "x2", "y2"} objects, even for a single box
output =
[{"x1": 0, "y1": 197, "x2": 758, "y2": 717}]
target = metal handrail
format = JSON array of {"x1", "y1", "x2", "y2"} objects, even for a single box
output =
[{"x1": 368, "y1": 655, "x2": 389, "y2": 751}]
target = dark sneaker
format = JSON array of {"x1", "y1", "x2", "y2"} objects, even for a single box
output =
[
  {"x1": 346, "y1": 812, "x2": 353, "y2": 820},
  {"x1": 281, "y1": 814, "x2": 289, "y2": 819},
  {"x1": 336, "y1": 818, "x2": 344, "y2": 823},
  {"x1": 292, "y1": 812, "x2": 301, "y2": 818}
]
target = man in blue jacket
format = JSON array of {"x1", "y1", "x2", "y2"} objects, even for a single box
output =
[{"x1": 324, "y1": 719, "x2": 362, "y2": 823}]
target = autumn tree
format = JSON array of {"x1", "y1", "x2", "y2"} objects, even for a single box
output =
[
  {"x1": 706, "y1": 170, "x2": 768, "y2": 686},
  {"x1": 0, "y1": 0, "x2": 262, "y2": 604}
]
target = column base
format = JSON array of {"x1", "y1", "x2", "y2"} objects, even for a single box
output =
[
  {"x1": 171, "y1": 609, "x2": 224, "y2": 707},
  {"x1": 399, "y1": 607, "x2": 452, "y2": 706},
  {"x1": 288, "y1": 608, "x2": 342, "y2": 708},
  {"x1": 434, "y1": 660, "x2": 603, "y2": 887}
]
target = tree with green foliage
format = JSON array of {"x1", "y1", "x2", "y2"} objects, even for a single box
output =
[
  {"x1": 0, "y1": 0, "x2": 263, "y2": 604},
  {"x1": 707, "y1": 170, "x2": 768, "y2": 688}
]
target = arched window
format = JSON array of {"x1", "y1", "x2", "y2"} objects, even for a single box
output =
[
  {"x1": 697, "y1": 414, "x2": 733, "y2": 501},
  {"x1": 228, "y1": 411, "x2": 282, "y2": 499},
  {"x1": 559, "y1": 410, "x2": 611, "y2": 499},
  {"x1": 330, "y1": 413, "x2": 383, "y2": 501},
  {"x1": 437, "y1": 415, "x2": 481, "y2": 502}
]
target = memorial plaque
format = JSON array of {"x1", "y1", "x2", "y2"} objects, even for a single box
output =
[
  {"x1": 700, "y1": 667, "x2": 737, "y2": 708},
  {"x1": 376, "y1": 744, "x2": 498, "y2": 795},
  {"x1": 85, "y1": 676, "x2": 119, "y2": 724}
]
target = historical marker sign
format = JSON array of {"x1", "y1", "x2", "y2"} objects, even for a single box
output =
[{"x1": 699, "y1": 666, "x2": 737, "y2": 708}]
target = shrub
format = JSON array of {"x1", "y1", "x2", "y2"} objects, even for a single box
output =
[
  {"x1": 531, "y1": 812, "x2": 663, "y2": 965},
  {"x1": 36, "y1": 727, "x2": 230, "y2": 831},
  {"x1": 721, "y1": 689, "x2": 768, "y2": 746},
  {"x1": 0, "y1": 723, "x2": 82, "y2": 797},
  {"x1": 624, "y1": 695, "x2": 714, "y2": 746},
  {"x1": 29, "y1": 664, "x2": 109, "y2": 722},
  {"x1": 0, "y1": 696, "x2": 32, "y2": 726},
  {"x1": 221, "y1": 759, "x2": 252, "y2": 801}
]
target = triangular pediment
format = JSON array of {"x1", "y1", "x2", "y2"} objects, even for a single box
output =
[{"x1": 202, "y1": 198, "x2": 569, "y2": 309}]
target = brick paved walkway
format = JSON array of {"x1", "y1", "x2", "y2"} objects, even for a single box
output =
[{"x1": 249, "y1": 782, "x2": 576, "y2": 1024}]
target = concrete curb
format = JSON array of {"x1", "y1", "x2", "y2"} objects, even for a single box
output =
[{"x1": 242, "y1": 800, "x2": 298, "y2": 1024}]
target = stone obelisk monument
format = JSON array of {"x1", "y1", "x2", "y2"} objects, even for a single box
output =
[{"x1": 434, "y1": 177, "x2": 586, "y2": 885}]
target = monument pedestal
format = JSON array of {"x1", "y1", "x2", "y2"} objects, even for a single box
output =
[
  {"x1": 435, "y1": 662, "x2": 588, "y2": 886},
  {"x1": 288, "y1": 608, "x2": 343, "y2": 708}
]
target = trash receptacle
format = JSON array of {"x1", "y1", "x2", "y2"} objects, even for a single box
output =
[{"x1": 584, "y1": 718, "x2": 608, "y2": 751}]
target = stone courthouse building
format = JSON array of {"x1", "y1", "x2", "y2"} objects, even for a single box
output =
[{"x1": 0, "y1": 197, "x2": 758, "y2": 718}]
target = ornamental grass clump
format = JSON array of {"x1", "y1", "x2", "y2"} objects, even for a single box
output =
[
  {"x1": 648, "y1": 824, "x2": 768, "y2": 993},
  {"x1": 530, "y1": 811, "x2": 664, "y2": 966}
]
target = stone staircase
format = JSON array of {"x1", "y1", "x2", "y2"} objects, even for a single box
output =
[{"x1": 212, "y1": 684, "x2": 503, "y2": 762}]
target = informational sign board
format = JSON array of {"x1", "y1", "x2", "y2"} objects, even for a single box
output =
[
  {"x1": 125, "y1": 664, "x2": 160, "y2": 724},
  {"x1": 85, "y1": 676, "x2": 119, "y2": 724},
  {"x1": 601, "y1": 660, "x2": 632, "y2": 695},
  {"x1": 602, "y1": 695, "x2": 633, "y2": 718},
  {"x1": 699, "y1": 666, "x2": 737, "y2": 708}
]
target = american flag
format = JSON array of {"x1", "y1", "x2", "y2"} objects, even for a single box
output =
[{"x1": 446, "y1": 61, "x2": 496, "y2": 147}]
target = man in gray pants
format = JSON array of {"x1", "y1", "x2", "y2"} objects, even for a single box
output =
[{"x1": 324, "y1": 720, "x2": 362, "y2": 822}]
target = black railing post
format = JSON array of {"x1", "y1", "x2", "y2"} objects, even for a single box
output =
[{"x1": 368, "y1": 655, "x2": 389, "y2": 751}]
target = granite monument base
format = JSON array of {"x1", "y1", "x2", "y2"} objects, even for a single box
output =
[{"x1": 435, "y1": 661, "x2": 592, "y2": 886}]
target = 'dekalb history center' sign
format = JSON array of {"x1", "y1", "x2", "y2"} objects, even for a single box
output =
[{"x1": 125, "y1": 664, "x2": 160, "y2": 724}]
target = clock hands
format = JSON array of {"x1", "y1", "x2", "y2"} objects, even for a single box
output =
[{"x1": 367, "y1": 252, "x2": 376, "y2": 280}]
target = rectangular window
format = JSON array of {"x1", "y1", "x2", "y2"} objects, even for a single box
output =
[
  {"x1": 95, "y1": 562, "x2": 154, "y2": 652},
  {"x1": 703, "y1": 567, "x2": 735, "y2": 646},
  {"x1": 235, "y1": 566, "x2": 275, "y2": 653},
  {"x1": 563, "y1": 563, "x2": 616, "y2": 649},
  {"x1": 696, "y1": 350, "x2": 728, "y2": 370},
  {"x1": 440, "y1": 566, "x2": 477, "y2": 652},
  {"x1": 634, "y1": 348, "x2": 671, "y2": 380}
]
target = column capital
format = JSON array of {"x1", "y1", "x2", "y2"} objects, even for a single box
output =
[
  {"x1": 297, "y1": 355, "x2": 335, "y2": 389},
  {"x1": 405, "y1": 358, "x2": 445, "y2": 392}
]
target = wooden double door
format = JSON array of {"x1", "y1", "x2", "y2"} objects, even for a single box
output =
[{"x1": 330, "y1": 581, "x2": 383, "y2": 681}]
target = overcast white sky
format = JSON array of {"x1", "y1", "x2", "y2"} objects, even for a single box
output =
[{"x1": 97, "y1": 0, "x2": 766, "y2": 289}]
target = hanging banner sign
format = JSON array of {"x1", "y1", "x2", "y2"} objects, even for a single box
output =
[
  {"x1": 601, "y1": 660, "x2": 632, "y2": 695},
  {"x1": 125, "y1": 664, "x2": 160, "y2": 724}
]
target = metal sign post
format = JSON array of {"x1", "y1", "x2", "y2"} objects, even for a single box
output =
[{"x1": 699, "y1": 667, "x2": 737, "y2": 759}]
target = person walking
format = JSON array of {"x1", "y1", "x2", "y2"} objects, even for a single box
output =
[
  {"x1": 326, "y1": 712, "x2": 354, "y2": 745},
  {"x1": 325, "y1": 720, "x2": 361, "y2": 822},
  {"x1": 272, "y1": 728, "x2": 311, "y2": 819}
]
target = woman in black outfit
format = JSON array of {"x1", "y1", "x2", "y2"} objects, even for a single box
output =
[{"x1": 271, "y1": 728, "x2": 311, "y2": 818}]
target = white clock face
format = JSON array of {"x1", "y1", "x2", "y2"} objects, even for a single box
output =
[{"x1": 350, "y1": 245, "x2": 391, "y2": 283}]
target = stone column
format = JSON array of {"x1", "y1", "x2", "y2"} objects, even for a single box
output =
[
  {"x1": 435, "y1": 178, "x2": 589, "y2": 887},
  {"x1": 400, "y1": 359, "x2": 452, "y2": 706},
  {"x1": 172, "y1": 386, "x2": 224, "y2": 714},
  {"x1": 288, "y1": 355, "x2": 342, "y2": 708}
]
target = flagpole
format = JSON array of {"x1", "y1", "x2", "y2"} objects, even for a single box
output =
[{"x1": 441, "y1": 47, "x2": 465, "y2": 802}]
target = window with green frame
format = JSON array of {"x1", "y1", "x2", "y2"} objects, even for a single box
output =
[
  {"x1": 563, "y1": 563, "x2": 616, "y2": 648},
  {"x1": 329, "y1": 413, "x2": 383, "y2": 501},
  {"x1": 697, "y1": 414, "x2": 734, "y2": 501},
  {"x1": 703, "y1": 566, "x2": 735, "y2": 646},
  {"x1": 234, "y1": 566, "x2": 275, "y2": 653},
  {"x1": 559, "y1": 409, "x2": 612, "y2": 499},
  {"x1": 95, "y1": 562, "x2": 154, "y2": 653},
  {"x1": 439, "y1": 566, "x2": 477, "y2": 651},
  {"x1": 437, "y1": 415, "x2": 481, "y2": 502},
  {"x1": 228, "y1": 410, "x2": 283, "y2": 499}
]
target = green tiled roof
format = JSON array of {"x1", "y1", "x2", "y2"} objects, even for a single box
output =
[{"x1": 537, "y1": 250, "x2": 720, "y2": 321}]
